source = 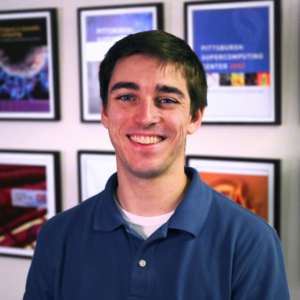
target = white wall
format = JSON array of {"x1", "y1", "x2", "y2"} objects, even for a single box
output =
[{"x1": 0, "y1": 0, "x2": 299, "y2": 299}]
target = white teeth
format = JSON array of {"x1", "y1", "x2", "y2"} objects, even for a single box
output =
[{"x1": 130, "y1": 135, "x2": 163, "y2": 144}]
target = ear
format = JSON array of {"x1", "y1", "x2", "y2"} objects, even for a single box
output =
[
  {"x1": 101, "y1": 104, "x2": 109, "y2": 129},
  {"x1": 187, "y1": 108, "x2": 205, "y2": 135}
]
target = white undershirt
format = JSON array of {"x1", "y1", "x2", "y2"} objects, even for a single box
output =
[{"x1": 114, "y1": 198, "x2": 174, "y2": 240}]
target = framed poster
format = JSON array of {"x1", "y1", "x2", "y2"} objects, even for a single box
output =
[
  {"x1": 0, "y1": 150, "x2": 61, "y2": 258},
  {"x1": 0, "y1": 9, "x2": 60, "y2": 121},
  {"x1": 186, "y1": 155, "x2": 280, "y2": 235},
  {"x1": 78, "y1": 3, "x2": 164, "y2": 122},
  {"x1": 185, "y1": 0, "x2": 281, "y2": 124},
  {"x1": 78, "y1": 151, "x2": 117, "y2": 202}
]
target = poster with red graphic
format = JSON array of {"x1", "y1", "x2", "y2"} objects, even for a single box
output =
[{"x1": 0, "y1": 150, "x2": 60, "y2": 258}]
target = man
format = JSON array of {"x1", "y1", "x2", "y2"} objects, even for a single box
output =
[{"x1": 24, "y1": 30, "x2": 289, "y2": 299}]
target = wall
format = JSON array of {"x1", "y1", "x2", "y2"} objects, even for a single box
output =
[{"x1": 0, "y1": 0, "x2": 299, "y2": 299}]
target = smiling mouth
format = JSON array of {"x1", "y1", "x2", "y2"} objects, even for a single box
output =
[{"x1": 128, "y1": 135, "x2": 164, "y2": 144}]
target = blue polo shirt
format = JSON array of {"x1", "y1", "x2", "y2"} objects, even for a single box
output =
[{"x1": 24, "y1": 167, "x2": 290, "y2": 299}]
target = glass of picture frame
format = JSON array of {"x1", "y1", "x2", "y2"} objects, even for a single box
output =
[
  {"x1": 78, "y1": 151, "x2": 117, "y2": 202},
  {"x1": 185, "y1": 0, "x2": 281, "y2": 124}
]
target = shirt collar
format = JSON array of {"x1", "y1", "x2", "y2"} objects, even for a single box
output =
[
  {"x1": 93, "y1": 173, "x2": 125, "y2": 231},
  {"x1": 93, "y1": 167, "x2": 213, "y2": 237},
  {"x1": 168, "y1": 167, "x2": 212, "y2": 237}
]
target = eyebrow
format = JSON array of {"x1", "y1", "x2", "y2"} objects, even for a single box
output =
[
  {"x1": 110, "y1": 82, "x2": 139, "y2": 93},
  {"x1": 109, "y1": 82, "x2": 185, "y2": 98},
  {"x1": 156, "y1": 85, "x2": 185, "y2": 98}
]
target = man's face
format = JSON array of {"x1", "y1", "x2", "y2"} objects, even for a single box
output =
[{"x1": 102, "y1": 54, "x2": 203, "y2": 179}]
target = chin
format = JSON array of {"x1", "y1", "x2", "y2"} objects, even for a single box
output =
[{"x1": 127, "y1": 164, "x2": 167, "y2": 179}]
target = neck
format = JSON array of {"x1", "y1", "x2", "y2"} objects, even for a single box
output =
[{"x1": 116, "y1": 166, "x2": 190, "y2": 217}]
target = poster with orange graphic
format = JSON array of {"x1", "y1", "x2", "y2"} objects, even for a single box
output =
[
  {"x1": 186, "y1": 156, "x2": 280, "y2": 234},
  {"x1": 200, "y1": 172, "x2": 268, "y2": 221}
]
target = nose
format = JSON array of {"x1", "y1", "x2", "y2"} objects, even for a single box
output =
[{"x1": 133, "y1": 98, "x2": 160, "y2": 126}]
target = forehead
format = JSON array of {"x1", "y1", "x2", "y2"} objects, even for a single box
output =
[{"x1": 109, "y1": 54, "x2": 187, "y2": 87}]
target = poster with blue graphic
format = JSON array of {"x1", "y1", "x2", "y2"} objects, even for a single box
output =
[
  {"x1": 186, "y1": 1, "x2": 279, "y2": 124},
  {"x1": 0, "y1": 10, "x2": 58, "y2": 120},
  {"x1": 79, "y1": 5, "x2": 163, "y2": 122}
]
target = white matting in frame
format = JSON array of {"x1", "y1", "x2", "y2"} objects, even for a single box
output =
[
  {"x1": 78, "y1": 3, "x2": 164, "y2": 122},
  {"x1": 185, "y1": 0, "x2": 281, "y2": 124},
  {"x1": 186, "y1": 156, "x2": 280, "y2": 234},
  {"x1": 78, "y1": 151, "x2": 117, "y2": 202},
  {"x1": 0, "y1": 150, "x2": 61, "y2": 258}
]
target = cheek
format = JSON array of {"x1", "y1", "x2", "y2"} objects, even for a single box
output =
[
  {"x1": 172, "y1": 112, "x2": 191, "y2": 135},
  {"x1": 108, "y1": 110, "x2": 126, "y2": 128},
  {"x1": 178, "y1": 124, "x2": 188, "y2": 142},
  {"x1": 107, "y1": 110, "x2": 132, "y2": 143},
  {"x1": 168, "y1": 118, "x2": 188, "y2": 142}
]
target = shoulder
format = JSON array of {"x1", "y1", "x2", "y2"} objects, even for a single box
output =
[
  {"x1": 37, "y1": 172, "x2": 119, "y2": 248},
  {"x1": 204, "y1": 187, "x2": 288, "y2": 292},
  {"x1": 207, "y1": 186, "x2": 281, "y2": 268},
  {"x1": 202, "y1": 184, "x2": 280, "y2": 262},
  {"x1": 209, "y1": 186, "x2": 275, "y2": 236},
  {"x1": 41, "y1": 192, "x2": 103, "y2": 238}
]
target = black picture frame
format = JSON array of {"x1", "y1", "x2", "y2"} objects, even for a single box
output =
[
  {"x1": 78, "y1": 3, "x2": 164, "y2": 122},
  {"x1": 78, "y1": 151, "x2": 116, "y2": 202},
  {"x1": 0, "y1": 8, "x2": 60, "y2": 121},
  {"x1": 0, "y1": 149, "x2": 61, "y2": 258},
  {"x1": 185, "y1": 0, "x2": 281, "y2": 125},
  {"x1": 186, "y1": 155, "x2": 280, "y2": 235}
]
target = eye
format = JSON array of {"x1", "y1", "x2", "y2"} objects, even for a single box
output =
[
  {"x1": 117, "y1": 94, "x2": 133, "y2": 101},
  {"x1": 160, "y1": 98, "x2": 177, "y2": 104}
]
